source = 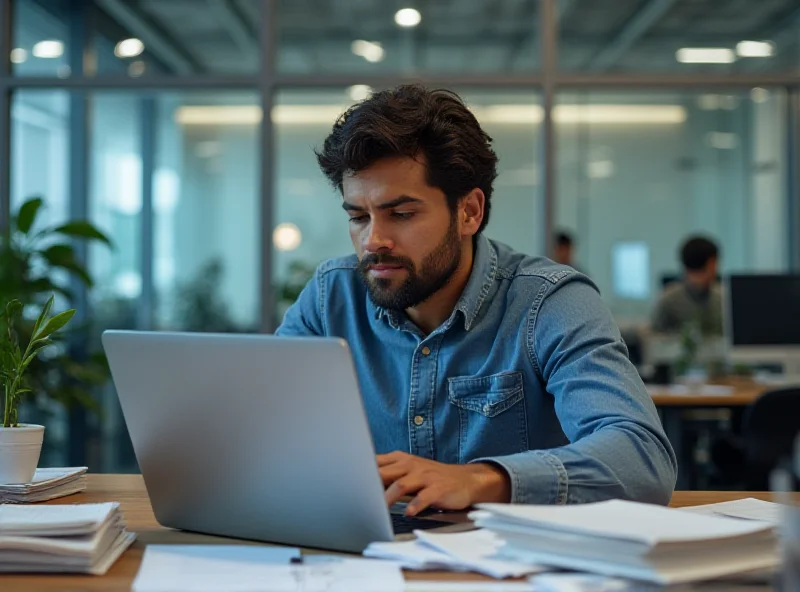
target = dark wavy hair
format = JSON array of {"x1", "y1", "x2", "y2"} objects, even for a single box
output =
[
  {"x1": 681, "y1": 236, "x2": 719, "y2": 271},
  {"x1": 315, "y1": 85, "x2": 498, "y2": 235}
]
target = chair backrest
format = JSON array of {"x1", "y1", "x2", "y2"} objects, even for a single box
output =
[{"x1": 741, "y1": 387, "x2": 800, "y2": 488}]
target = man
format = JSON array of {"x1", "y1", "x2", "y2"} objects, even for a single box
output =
[
  {"x1": 277, "y1": 85, "x2": 676, "y2": 516},
  {"x1": 553, "y1": 231, "x2": 574, "y2": 267},
  {"x1": 652, "y1": 236, "x2": 722, "y2": 336},
  {"x1": 552, "y1": 230, "x2": 583, "y2": 273}
]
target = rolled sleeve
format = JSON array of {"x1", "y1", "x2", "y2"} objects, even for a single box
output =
[{"x1": 472, "y1": 450, "x2": 568, "y2": 504}]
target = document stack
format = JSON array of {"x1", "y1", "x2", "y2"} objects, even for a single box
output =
[
  {"x1": 0, "y1": 502, "x2": 135, "y2": 574},
  {"x1": 0, "y1": 467, "x2": 88, "y2": 503},
  {"x1": 470, "y1": 499, "x2": 779, "y2": 585}
]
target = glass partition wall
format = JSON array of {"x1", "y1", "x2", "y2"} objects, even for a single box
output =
[{"x1": 0, "y1": 0, "x2": 797, "y2": 471}]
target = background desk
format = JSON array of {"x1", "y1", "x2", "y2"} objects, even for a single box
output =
[
  {"x1": 649, "y1": 379, "x2": 773, "y2": 489},
  {"x1": 0, "y1": 474, "x2": 783, "y2": 591}
]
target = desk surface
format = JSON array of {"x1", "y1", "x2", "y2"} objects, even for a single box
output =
[
  {"x1": 0, "y1": 474, "x2": 785, "y2": 591},
  {"x1": 649, "y1": 378, "x2": 772, "y2": 406}
]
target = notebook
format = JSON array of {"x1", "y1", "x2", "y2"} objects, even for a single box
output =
[
  {"x1": 0, "y1": 502, "x2": 135, "y2": 574},
  {"x1": 0, "y1": 467, "x2": 88, "y2": 503}
]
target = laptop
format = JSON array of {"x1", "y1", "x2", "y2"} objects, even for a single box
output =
[{"x1": 102, "y1": 330, "x2": 470, "y2": 552}]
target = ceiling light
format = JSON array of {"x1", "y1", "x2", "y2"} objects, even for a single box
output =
[
  {"x1": 736, "y1": 40, "x2": 774, "y2": 58},
  {"x1": 751, "y1": 87, "x2": 770, "y2": 103},
  {"x1": 128, "y1": 60, "x2": 146, "y2": 77},
  {"x1": 348, "y1": 85, "x2": 372, "y2": 102},
  {"x1": 676, "y1": 48, "x2": 736, "y2": 64},
  {"x1": 32, "y1": 40, "x2": 64, "y2": 59},
  {"x1": 10, "y1": 48, "x2": 27, "y2": 64},
  {"x1": 115, "y1": 38, "x2": 144, "y2": 58},
  {"x1": 273, "y1": 223, "x2": 302, "y2": 252},
  {"x1": 350, "y1": 40, "x2": 384, "y2": 63},
  {"x1": 176, "y1": 104, "x2": 688, "y2": 126},
  {"x1": 395, "y1": 8, "x2": 421, "y2": 27}
]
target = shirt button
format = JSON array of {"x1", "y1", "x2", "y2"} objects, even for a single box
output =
[
  {"x1": 414, "y1": 415, "x2": 425, "y2": 426},
  {"x1": 421, "y1": 346, "x2": 431, "y2": 356}
]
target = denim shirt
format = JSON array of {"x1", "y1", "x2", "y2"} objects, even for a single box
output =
[{"x1": 276, "y1": 235, "x2": 677, "y2": 505}]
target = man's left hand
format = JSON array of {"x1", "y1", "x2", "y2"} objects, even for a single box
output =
[{"x1": 378, "y1": 451, "x2": 511, "y2": 516}]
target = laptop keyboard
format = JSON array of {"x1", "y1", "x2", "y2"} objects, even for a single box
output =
[{"x1": 391, "y1": 513, "x2": 451, "y2": 534}]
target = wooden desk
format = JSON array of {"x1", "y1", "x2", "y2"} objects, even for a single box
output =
[
  {"x1": 0, "y1": 475, "x2": 785, "y2": 591},
  {"x1": 649, "y1": 379, "x2": 770, "y2": 407}
]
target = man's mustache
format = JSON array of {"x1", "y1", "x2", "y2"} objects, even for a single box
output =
[{"x1": 360, "y1": 253, "x2": 413, "y2": 269}]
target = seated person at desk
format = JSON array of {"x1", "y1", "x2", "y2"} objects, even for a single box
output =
[
  {"x1": 552, "y1": 230, "x2": 584, "y2": 275},
  {"x1": 277, "y1": 85, "x2": 676, "y2": 515},
  {"x1": 652, "y1": 236, "x2": 723, "y2": 336}
]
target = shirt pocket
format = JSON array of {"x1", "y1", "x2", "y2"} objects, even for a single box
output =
[{"x1": 447, "y1": 371, "x2": 528, "y2": 464}]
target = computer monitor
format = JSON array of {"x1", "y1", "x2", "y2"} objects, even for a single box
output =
[{"x1": 725, "y1": 274, "x2": 800, "y2": 374}]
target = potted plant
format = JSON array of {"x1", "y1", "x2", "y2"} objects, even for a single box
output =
[{"x1": 0, "y1": 295, "x2": 75, "y2": 484}]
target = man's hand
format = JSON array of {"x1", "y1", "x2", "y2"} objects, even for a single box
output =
[{"x1": 378, "y1": 451, "x2": 511, "y2": 516}]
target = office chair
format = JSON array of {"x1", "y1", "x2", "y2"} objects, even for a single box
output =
[{"x1": 740, "y1": 387, "x2": 800, "y2": 490}]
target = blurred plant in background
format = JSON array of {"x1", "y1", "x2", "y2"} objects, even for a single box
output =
[{"x1": 0, "y1": 197, "x2": 113, "y2": 420}]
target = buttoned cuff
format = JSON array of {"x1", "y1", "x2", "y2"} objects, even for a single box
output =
[{"x1": 471, "y1": 450, "x2": 568, "y2": 504}]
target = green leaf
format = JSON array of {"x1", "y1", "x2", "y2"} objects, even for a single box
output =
[
  {"x1": 52, "y1": 221, "x2": 112, "y2": 246},
  {"x1": 49, "y1": 260, "x2": 93, "y2": 288},
  {"x1": 15, "y1": 197, "x2": 43, "y2": 235},
  {"x1": 32, "y1": 294, "x2": 55, "y2": 339},
  {"x1": 36, "y1": 309, "x2": 75, "y2": 339},
  {"x1": 40, "y1": 244, "x2": 75, "y2": 263}
]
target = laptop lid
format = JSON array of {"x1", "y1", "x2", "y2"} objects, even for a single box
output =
[{"x1": 102, "y1": 330, "x2": 394, "y2": 552}]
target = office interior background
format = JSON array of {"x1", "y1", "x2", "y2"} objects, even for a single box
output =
[{"x1": 0, "y1": 0, "x2": 798, "y2": 482}]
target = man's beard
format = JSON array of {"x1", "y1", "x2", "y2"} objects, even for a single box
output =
[{"x1": 358, "y1": 217, "x2": 462, "y2": 311}]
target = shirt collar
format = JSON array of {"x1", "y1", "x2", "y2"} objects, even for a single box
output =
[{"x1": 372, "y1": 234, "x2": 498, "y2": 333}]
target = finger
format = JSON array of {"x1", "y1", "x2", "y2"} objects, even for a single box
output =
[
  {"x1": 377, "y1": 451, "x2": 407, "y2": 466},
  {"x1": 405, "y1": 487, "x2": 440, "y2": 516},
  {"x1": 384, "y1": 475, "x2": 426, "y2": 507},
  {"x1": 378, "y1": 464, "x2": 410, "y2": 487}
]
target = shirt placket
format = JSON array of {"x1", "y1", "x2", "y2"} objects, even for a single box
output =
[{"x1": 408, "y1": 337, "x2": 439, "y2": 459}]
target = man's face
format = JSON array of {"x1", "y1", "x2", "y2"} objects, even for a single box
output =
[{"x1": 342, "y1": 157, "x2": 463, "y2": 310}]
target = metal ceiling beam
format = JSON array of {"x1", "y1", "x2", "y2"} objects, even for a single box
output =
[
  {"x1": 206, "y1": 0, "x2": 258, "y2": 59},
  {"x1": 95, "y1": 0, "x2": 202, "y2": 74},
  {"x1": 586, "y1": 0, "x2": 676, "y2": 72}
]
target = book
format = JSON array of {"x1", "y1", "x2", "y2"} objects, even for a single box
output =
[
  {"x1": 0, "y1": 467, "x2": 88, "y2": 503},
  {"x1": 0, "y1": 502, "x2": 135, "y2": 575},
  {"x1": 470, "y1": 499, "x2": 779, "y2": 585}
]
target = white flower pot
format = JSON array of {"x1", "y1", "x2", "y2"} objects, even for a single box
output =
[{"x1": 0, "y1": 424, "x2": 44, "y2": 485}]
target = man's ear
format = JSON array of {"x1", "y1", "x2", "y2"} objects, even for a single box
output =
[{"x1": 460, "y1": 189, "x2": 485, "y2": 238}]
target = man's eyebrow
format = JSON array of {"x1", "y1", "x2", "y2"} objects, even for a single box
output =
[{"x1": 341, "y1": 195, "x2": 424, "y2": 212}]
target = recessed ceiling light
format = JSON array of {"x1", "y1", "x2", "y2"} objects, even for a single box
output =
[
  {"x1": 676, "y1": 48, "x2": 736, "y2": 64},
  {"x1": 32, "y1": 40, "x2": 64, "y2": 59},
  {"x1": 395, "y1": 8, "x2": 422, "y2": 27},
  {"x1": 10, "y1": 48, "x2": 27, "y2": 64},
  {"x1": 115, "y1": 38, "x2": 144, "y2": 58},
  {"x1": 273, "y1": 223, "x2": 302, "y2": 251},
  {"x1": 350, "y1": 40, "x2": 384, "y2": 63},
  {"x1": 128, "y1": 60, "x2": 146, "y2": 77},
  {"x1": 751, "y1": 87, "x2": 770, "y2": 103},
  {"x1": 736, "y1": 40, "x2": 774, "y2": 58},
  {"x1": 348, "y1": 85, "x2": 372, "y2": 102}
]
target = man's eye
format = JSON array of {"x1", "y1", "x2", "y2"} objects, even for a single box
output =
[
  {"x1": 392, "y1": 212, "x2": 415, "y2": 220},
  {"x1": 349, "y1": 215, "x2": 368, "y2": 223}
]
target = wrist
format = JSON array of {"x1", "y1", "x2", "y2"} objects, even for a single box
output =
[{"x1": 468, "y1": 462, "x2": 511, "y2": 504}]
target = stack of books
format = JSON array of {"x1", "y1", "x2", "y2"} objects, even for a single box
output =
[
  {"x1": 470, "y1": 499, "x2": 779, "y2": 585},
  {"x1": 0, "y1": 467, "x2": 88, "y2": 503},
  {"x1": 0, "y1": 502, "x2": 136, "y2": 574}
]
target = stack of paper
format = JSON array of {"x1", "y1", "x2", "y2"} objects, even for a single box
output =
[
  {"x1": 470, "y1": 499, "x2": 779, "y2": 585},
  {"x1": 0, "y1": 502, "x2": 136, "y2": 574},
  {"x1": 0, "y1": 467, "x2": 88, "y2": 503},
  {"x1": 681, "y1": 497, "x2": 783, "y2": 526},
  {"x1": 365, "y1": 528, "x2": 544, "y2": 578},
  {"x1": 133, "y1": 545, "x2": 405, "y2": 592}
]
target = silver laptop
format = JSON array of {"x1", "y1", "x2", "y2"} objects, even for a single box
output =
[{"x1": 102, "y1": 330, "x2": 467, "y2": 552}]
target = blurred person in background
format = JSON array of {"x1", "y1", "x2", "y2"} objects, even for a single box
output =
[
  {"x1": 278, "y1": 84, "x2": 676, "y2": 515},
  {"x1": 651, "y1": 236, "x2": 722, "y2": 336}
]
